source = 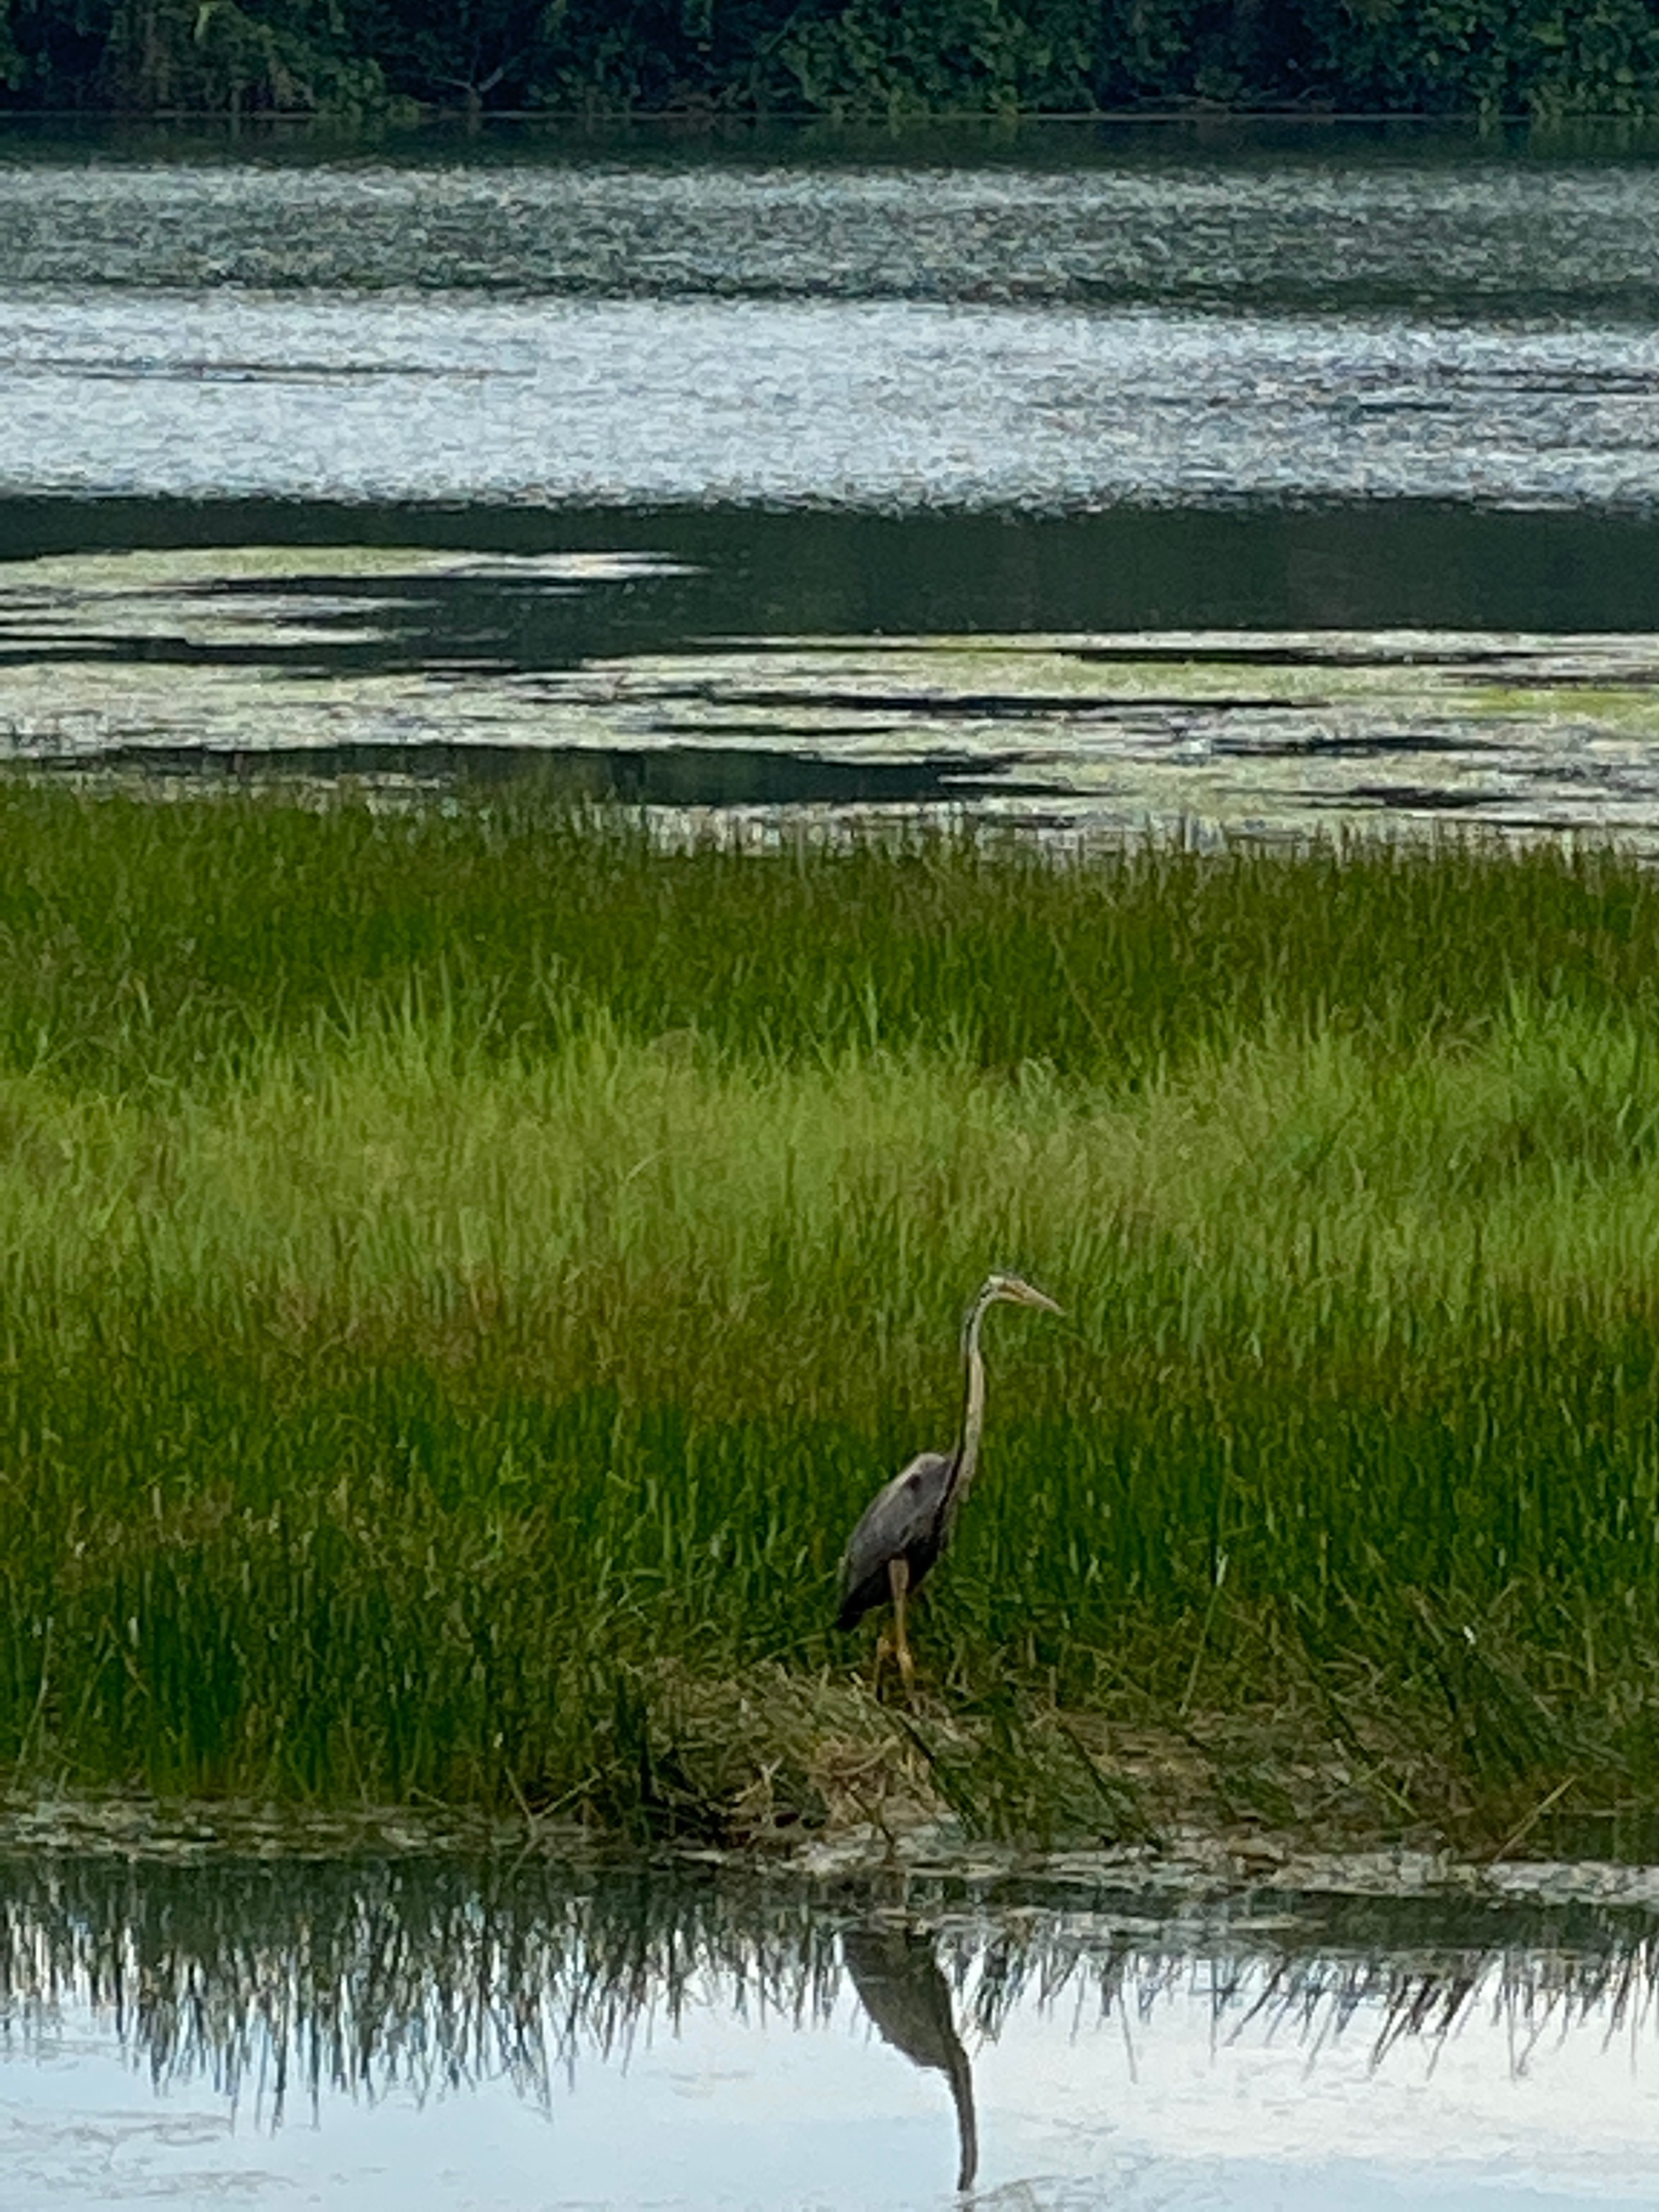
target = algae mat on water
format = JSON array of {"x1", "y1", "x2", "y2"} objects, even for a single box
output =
[
  {"x1": 8, "y1": 543, "x2": 1659, "y2": 839},
  {"x1": 3, "y1": 788, "x2": 1659, "y2": 1857}
]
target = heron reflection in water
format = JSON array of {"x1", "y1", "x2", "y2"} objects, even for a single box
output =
[
  {"x1": 843, "y1": 1922, "x2": 978, "y2": 2192},
  {"x1": 836, "y1": 1272, "x2": 1061, "y2": 1691}
]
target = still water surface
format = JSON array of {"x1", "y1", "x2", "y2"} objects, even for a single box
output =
[{"x1": 4, "y1": 1848, "x2": 1659, "y2": 2209}]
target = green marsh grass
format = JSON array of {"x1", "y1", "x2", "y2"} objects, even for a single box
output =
[{"x1": 7, "y1": 783, "x2": 1659, "y2": 1853}]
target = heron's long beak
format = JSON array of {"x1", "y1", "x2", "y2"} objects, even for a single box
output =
[{"x1": 1017, "y1": 1283, "x2": 1063, "y2": 1315}]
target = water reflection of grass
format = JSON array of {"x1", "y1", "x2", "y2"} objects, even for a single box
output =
[
  {"x1": 10, "y1": 783, "x2": 1659, "y2": 1854},
  {"x1": 1, "y1": 1852, "x2": 1654, "y2": 2118}
]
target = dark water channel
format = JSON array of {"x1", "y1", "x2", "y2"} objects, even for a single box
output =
[
  {"x1": 8, "y1": 126, "x2": 1659, "y2": 831},
  {"x1": 4, "y1": 1844, "x2": 1659, "y2": 2209}
]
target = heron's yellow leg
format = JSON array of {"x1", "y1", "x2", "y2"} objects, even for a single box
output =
[
  {"x1": 870, "y1": 1628, "x2": 892, "y2": 1694},
  {"x1": 888, "y1": 1556, "x2": 915, "y2": 1694}
]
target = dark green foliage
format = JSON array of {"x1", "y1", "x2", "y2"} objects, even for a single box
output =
[
  {"x1": 2, "y1": 0, "x2": 1657, "y2": 115},
  {"x1": 1288, "y1": 0, "x2": 1659, "y2": 119},
  {"x1": 768, "y1": 0, "x2": 1097, "y2": 115},
  {"x1": 3, "y1": 0, "x2": 387, "y2": 111}
]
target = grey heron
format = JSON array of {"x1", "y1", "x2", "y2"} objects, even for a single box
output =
[
  {"x1": 843, "y1": 1923, "x2": 977, "y2": 2191},
  {"x1": 835, "y1": 1272, "x2": 1061, "y2": 1690}
]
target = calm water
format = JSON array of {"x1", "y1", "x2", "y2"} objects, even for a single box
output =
[
  {"x1": 5, "y1": 1847, "x2": 1659, "y2": 2210},
  {"x1": 7, "y1": 128, "x2": 1659, "y2": 832}
]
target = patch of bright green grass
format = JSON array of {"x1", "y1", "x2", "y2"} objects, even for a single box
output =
[
  {"x1": 6, "y1": 785, "x2": 1659, "y2": 1854},
  {"x1": 8, "y1": 779, "x2": 1659, "y2": 1088}
]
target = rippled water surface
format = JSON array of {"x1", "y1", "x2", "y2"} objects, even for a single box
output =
[
  {"x1": 9, "y1": 128, "x2": 1659, "y2": 315},
  {"x1": 10, "y1": 143, "x2": 1659, "y2": 511},
  {"x1": 16, "y1": 292, "x2": 1659, "y2": 512},
  {"x1": 7, "y1": 122, "x2": 1659, "y2": 830},
  {"x1": 5, "y1": 1845, "x2": 1659, "y2": 2210}
]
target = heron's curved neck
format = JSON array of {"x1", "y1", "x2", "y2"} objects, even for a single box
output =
[
  {"x1": 946, "y1": 2035, "x2": 979, "y2": 2194},
  {"x1": 951, "y1": 1289, "x2": 994, "y2": 1499}
]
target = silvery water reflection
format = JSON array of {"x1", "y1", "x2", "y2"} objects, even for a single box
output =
[
  {"x1": 3, "y1": 1853, "x2": 1659, "y2": 2207},
  {"x1": 8, "y1": 292, "x2": 1659, "y2": 511},
  {"x1": 9, "y1": 143, "x2": 1659, "y2": 512}
]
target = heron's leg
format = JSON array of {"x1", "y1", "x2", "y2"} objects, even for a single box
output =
[
  {"x1": 870, "y1": 1628, "x2": 892, "y2": 1695},
  {"x1": 888, "y1": 1556, "x2": 915, "y2": 1694}
]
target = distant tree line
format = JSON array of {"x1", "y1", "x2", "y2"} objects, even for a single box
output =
[{"x1": 3, "y1": 0, "x2": 1658, "y2": 120}]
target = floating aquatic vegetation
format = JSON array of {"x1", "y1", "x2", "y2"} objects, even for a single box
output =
[{"x1": 7, "y1": 544, "x2": 1659, "y2": 845}]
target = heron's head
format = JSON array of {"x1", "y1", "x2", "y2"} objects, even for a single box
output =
[{"x1": 983, "y1": 1272, "x2": 1062, "y2": 1316}]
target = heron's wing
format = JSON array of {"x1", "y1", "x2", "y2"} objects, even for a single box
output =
[
  {"x1": 836, "y1": 1449, "x2": 954, "y2": 1628},
  {"x1": 842, "y1": 1926, "x2": 961, "y2": 2073}
]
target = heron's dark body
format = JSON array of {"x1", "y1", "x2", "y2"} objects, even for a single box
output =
[{"x1": 834, "y1": 1448, "x2": 960, "y2": 1630}]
